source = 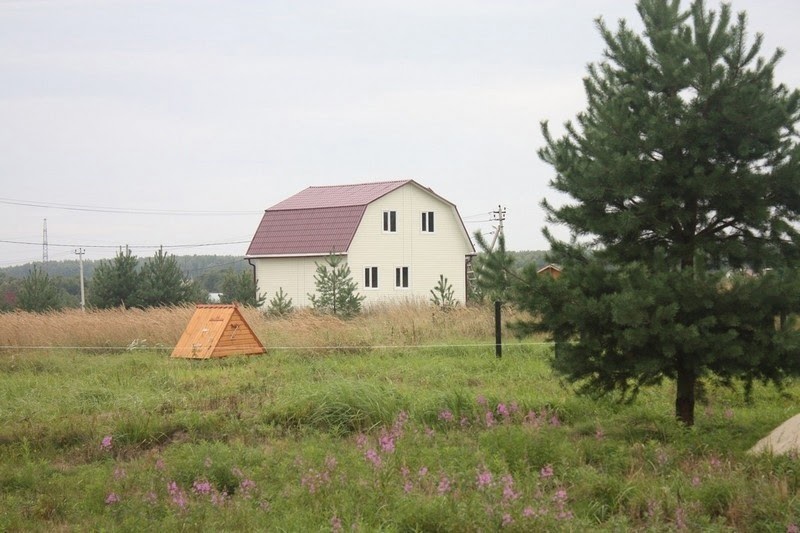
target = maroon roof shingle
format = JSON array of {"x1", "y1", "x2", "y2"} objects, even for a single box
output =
[{"x1": 246, "y1": 180, "x2": 411, "y2": 257}]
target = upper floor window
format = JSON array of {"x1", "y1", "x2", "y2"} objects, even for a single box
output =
[
  {"x1": 395, "y1": 266, "x2": 409, "y2": 288},
  {"x1": 421, "y1": 211, "x2": 434, "y2": 233},
  {"x1": 383, "y1": 211, "x2": 397, "y2": 233},
  {"x1": 364, "y1": 266, "x2": 378, "y2": 288}
]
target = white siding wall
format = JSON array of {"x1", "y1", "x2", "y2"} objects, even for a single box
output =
[
  {"x1": 348, "y1": 184, "x2": 472, "y2": 305},
  {"x1": 251, "y1": 183, "x2": 473, "y2": 308},
  {"x1": 252, "y1": 255, "x2": 330, "y2": 308}
]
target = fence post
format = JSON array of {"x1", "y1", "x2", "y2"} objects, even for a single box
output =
[{"x1": 495, "y1": 300, "x2": 502, "y2": 359}]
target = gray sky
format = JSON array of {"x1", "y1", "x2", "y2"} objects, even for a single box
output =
[{"x1": 2, "y1": 0, "x2": 799, "y2": 266}]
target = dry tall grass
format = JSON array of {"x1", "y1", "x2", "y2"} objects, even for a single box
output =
[{"x1": 0, "y1": 303, "x2": 531, "y2": 351}]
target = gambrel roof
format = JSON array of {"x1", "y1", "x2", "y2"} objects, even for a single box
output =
[{"x1": 246, "y1": 179, "x2": 472, "y2": 257}]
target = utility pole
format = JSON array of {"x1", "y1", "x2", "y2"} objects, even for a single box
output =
[
  {"x1": 489, "y1": 205, "x2": 506, "y2": 252},
  {"x1": 75, "y1": 248, "x2": 86, "y2": 312},
  {"x1": 42, "y1": 218, "x2": 49, "y2": 265}
]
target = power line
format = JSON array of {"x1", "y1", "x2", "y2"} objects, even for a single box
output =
[
  {"x1": 0, "y1": 238, "x2": 250, "y2": 249},
  {"x1": 0, "y1": 197, "x2": 263, "y2": 216}
]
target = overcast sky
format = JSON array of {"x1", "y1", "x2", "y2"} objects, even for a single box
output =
[{"x1": 2, "y1": 0, "x2": 799, "y2": 266}]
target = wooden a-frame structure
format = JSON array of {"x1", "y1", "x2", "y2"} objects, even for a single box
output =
[{"x1": 171, "y1": 304, "x2": 266, "y2": 359}]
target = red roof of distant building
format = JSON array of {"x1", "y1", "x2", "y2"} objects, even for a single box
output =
[{"x1": 246, "y1": 180, "x2": 412, "y2": 257}]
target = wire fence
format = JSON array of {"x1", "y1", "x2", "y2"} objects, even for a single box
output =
[{"x1": 0, "y1": 341, "x2": 555, "y2": 352}]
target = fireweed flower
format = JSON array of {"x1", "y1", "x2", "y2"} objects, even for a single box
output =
[
  {"x1": 476, "y1": 468, "x2": 493, "y2": 489},
  {"x1": 193, "y1": 479, "x2": 212, "y2": 495},
  {"x1": 497, "y1": 403, "x2": 510, "y2": 420},
  {"x1": 379, "y1": 431, "x2": 396, "y2": 453},
  {"x1": 437, "y1": 475, "x2": 451, "y2": 495},
  {"x1": 502, "y1": 475, "x2": 519, "y2": 502},
  {"x1": 365, "y1": 449, "x2": 382, "y2": 468}
]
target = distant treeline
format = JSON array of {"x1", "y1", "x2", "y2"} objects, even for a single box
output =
[
  {"x1": 0, "y1": 250, "x2": 549, "y2": 311},
  {"x1": 0, "y1": 255, "x2": 249, "y2": 289}
]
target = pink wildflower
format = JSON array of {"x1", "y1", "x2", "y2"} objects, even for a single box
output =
[
  {"x1": 501, "y1": 475, "x2": 519, "y2": 502},
  {"x1": 549, "y1": 414, "x2": 561, "y2": 427},
  {"x1": 439, "y1": 409, "x2": 454, "y2": 423},
  {"x1": 100, "y1": 435, "x2": 113, "y2": 451},
  {"x1": 476, "y1": 468, "x2": 493, "y2": 489},
  {"x1": 240, "y1": 478, "x2": 256, "y2": 497},
  {"x1": 485, "y1": 411, "x2": 495, "y2": 427},
  {"x1": 540, "y1": 464, "x2": 554, "y2": 479},
  {"x1": 355, "y1": 433, "x2": 368, "y2": 449},
  {"x1": 167, "y1": 481, "x2": 187, "y2": 509},
  {"x1": 379, "y1": 432, "x2": 396, "y2": 453},
  {"x1": 418, "y1": 466, "x2": 428, "y2": 477},
  {"x1": 425, "y1": 426, "x2": 435, "y2": 438},
  {"x1": 404, "y1": 480, "x2": 413, "y2": 493},
  {"x1": 105, "y1": 492, "x2": 119, "y2": 505},
  {"x1": 437, "y1": 475, "x2": 451, "y2": 495},
  {"x1": 523, "y1": 506, "x2": 535, "y2": 518},
  {"x1": 460, "y1": 416, "x2": 470, "y2": 428},
  {"x1": 325, "y1": 455, "x2": 338, "y2": 471},
  {"x1": 113, "y1": 466, "x2": 126, "y2": 480},
  {"x1": 155, "y1": 457, "x2": 165, "y2": 471},
  {"x1": 193, "y1": 479, "x2": 212, "y2": 495},
  {"x1": 788, "y1": 524, "x2": 800, "y2": 533},
  {"x1": 365, "y1": 449, "x2": 382, "y2": 468},
  {"x1": 595, "y1": 427, "x2": 605, "y2": 440},
  {"x1": 691, "y1": 476, "x2": 701, "y2": 487},
  {"x1": 497, "y1": 403, "x2": 510, "y2": 419},
  {"x1": 331, "y1": 515, "x2": 343, "y2": 532},
  {"x1": 501, "y1": 513, "x2": 514, "y2": 527}
]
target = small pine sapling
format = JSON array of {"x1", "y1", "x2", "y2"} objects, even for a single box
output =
[
  {"x1": 308, "y1": 253, "x2": 365, "y2": 318},
  {"x1": 430, "y1": 274, "x2": 456, "y2": 311},
  {"x1": 266, "y1": 287, "x2": 293, "y2": 316}
]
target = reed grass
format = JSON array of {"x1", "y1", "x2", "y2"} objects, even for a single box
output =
[{"x1": 0, "y1": 302, "x2": 532, "y2": 351}]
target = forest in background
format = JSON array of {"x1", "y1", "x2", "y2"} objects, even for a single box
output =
[{"x1": 0, "y1": 251, "x2": 550, "y2": 311}]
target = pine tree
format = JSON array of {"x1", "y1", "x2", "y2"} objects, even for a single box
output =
[
  {"x1": 88, "y1": 247, "x2": 141, "y2": 309},
  {"x1": 220, "y1": 269, "x2": 266, "y2": 307},
  {"x1": 138, "y1": 247, "x2": 198, "y2": 307},
  {"x1": 266, "y1": 287, "x2": 294, "y2": 316},
  {"x1": 17, "y1": 265, "x2": 64, "y2": 313},
  {"x1": 430, "y1": 274, "x2": 456, "y2": 311},
  {"x1": 308, "y1": 254, "x2": 364, "y2": 318},
  {"x1": 518, "y1": 0, "x2": 800, "y2": 426},
  {"x1": 472, "y1": 231, "x2": 516, "y2": 302}
]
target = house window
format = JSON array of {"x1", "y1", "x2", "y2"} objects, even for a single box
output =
[
  {"x1": 421, "y1": 211, "x2": 434, "y2": 233},
  {"x1": 364, "y1": 266, "x2": 378, "y2": 288},
  {"x1": 383, "y1": 211, "x2": 397, "y2": 232},
  {"x1": 395, "y1": 267, "x2": 409, "y2": 288}
]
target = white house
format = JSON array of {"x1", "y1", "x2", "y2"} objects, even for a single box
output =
[{"x1": 246, "y1": 180, "x2": 476, "y2": 307}]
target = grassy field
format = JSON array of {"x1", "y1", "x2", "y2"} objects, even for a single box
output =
[{"x1": 1, "y1": 305, "x2": 799, "y2": 531}]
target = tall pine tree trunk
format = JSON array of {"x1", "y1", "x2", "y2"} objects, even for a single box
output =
[{"x1": 675, "y1": 364, "x2": 696, "y2": 426}]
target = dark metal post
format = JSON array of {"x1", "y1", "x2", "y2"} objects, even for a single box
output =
[{"x1": 495, "y1": 300, "x2": 502, "y2": 359}]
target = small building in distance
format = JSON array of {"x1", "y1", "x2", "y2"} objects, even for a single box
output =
[
  {"x1": 246, "y1": 180, "x2": 475, "y2": 307},
  {"x1": 537, "y1": 264, "x2": 562, "y2": 279}
]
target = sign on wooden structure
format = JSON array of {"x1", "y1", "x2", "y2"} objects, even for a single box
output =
[{"x1": 171, "y1": 304, "x2": 266, "y2": 359}]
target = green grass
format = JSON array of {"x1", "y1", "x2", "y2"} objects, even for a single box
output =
[{"x1": 1, "y1": 346, "x2": 799, "y2": 531}]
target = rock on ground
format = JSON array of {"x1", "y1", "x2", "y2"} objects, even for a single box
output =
[{"x1": 749, "y1": 413, "x2": 800, "y2": 455}]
